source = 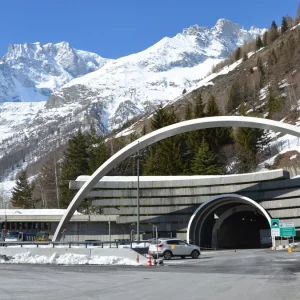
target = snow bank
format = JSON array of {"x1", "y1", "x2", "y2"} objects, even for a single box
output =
[{"x1": 0, "y1": 252, "x2": 140, "y2": 266}]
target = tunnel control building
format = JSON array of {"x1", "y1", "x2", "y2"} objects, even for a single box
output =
[{"x1": 70, "y1": 169, "x2": 300, "y2": 249}]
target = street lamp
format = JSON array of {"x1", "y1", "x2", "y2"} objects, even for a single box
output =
[{"x1": 136, "y1": 142, "x2": 140, "y2": 241}]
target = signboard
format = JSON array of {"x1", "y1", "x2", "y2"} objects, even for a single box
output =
[
  {"x1": 280, "y1": 222, "x2": 296, "y2": 237},
  {"x1": 271, "y1": 219, "x2": 280, "y2": 237}
]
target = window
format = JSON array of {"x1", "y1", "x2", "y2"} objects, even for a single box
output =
[
  {"x1": 178, "y1": 241, "x2": 187, "y2": 246},
  {"x1": 167, "y1": 240, "x2": 179, "y2": 245}
]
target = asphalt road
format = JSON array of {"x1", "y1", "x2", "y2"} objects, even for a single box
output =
[{"x1": 0, "y1": 249, "x2": 300, "y2": 300}]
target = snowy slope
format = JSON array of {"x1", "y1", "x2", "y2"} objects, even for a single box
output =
[
  {"x1": 45, "y1": 19, "x2": 264, "y2": 130},
  {"x1": 0, "y1": 42, "x2": 110, "y2": 102},
  {"x1": 0, "y1": 18, "x2": 264, "y2": 183},
  {"x1": 0, "y1": 102, "x2": 46, "y2": 143}
]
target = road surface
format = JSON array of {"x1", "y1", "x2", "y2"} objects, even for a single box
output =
[{"x1": 0, "y1": 249, "x2": 299, "y2": 299}]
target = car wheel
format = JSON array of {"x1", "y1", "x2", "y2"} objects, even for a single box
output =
[
  {"x1": 191, "y1": 250, "x2": 200, "y2": 259},
  {"x1": 163, "y1": 251, "x2": 172, "y2": 260},
  {"x1": 181, "y1": 256, "x2": 185, "y2": 259}
]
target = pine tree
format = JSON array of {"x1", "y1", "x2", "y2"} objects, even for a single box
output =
[
  {"x1": 226, "y1": 82, "x2": 241, "y2": 113},
  {"x1": 257, "y1": 57, "x2": 264, "y2": 76},
  {"x1": 151, "y1": 104, "x2": 170, "y2": 130},
  {"x1": 168, "y1": 105, "x2": 179, "y2": 125},
  {"x1": 142, "y1": 124, "x2": 147, "y2": 136},
  {"x1": 206, "y1": 95, "x2": 220, "y2": 117},
  {"x1": 184, "y1": 93, "x2": 205, "y2": 165},
  {"x1": 256, "y1": 36, "x2": 263, "y2": 50},
  {"x1": 268, "y1": 21, "x2": 279, "y2": 44},
  {"x1": 184, "y1": 103, "x2": 192, "y2": 120},
  {"x1": 243, "y1": 52, "x2": 248, "y2": 62},
  {"x1": 204, "y1": 95, "x2": 233, "y2": 153},
  {"x1": 191, "y1": 138, "x2": 222, "y2": 175},
  {"x1": 88, "y1": 135, "x2": 109, "y2": 174},
  {"x1": 11, "y1": 170, "x2": 35, "y2": 208},
  {"x1": 281, "y1": 16, "x2": 289, "y2": 34},
  {"x1": 263, "y1": 31, "x2": 268, "y2": 47},
  {"x1": 193, "y1": 93, "x2": 205, "y2": 118},
  {"x1": 59, "y1": 129, "x2": 91, "y2": 208},
  {"x1": 143, "y1": 139, "x2": 185, "y2": 175},
  {"x1": 267, "y1": 87, "x2": 285, "y2": 119},
  {"x1": 235, "y1": 47, "x2": 241, "y2": 61}
]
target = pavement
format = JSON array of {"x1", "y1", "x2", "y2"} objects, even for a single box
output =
[{"x1": 0, "y1": 249, "x2": 300, "y2": 300}]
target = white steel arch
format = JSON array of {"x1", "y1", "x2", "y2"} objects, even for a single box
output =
[
  {"x1": 186, "y1": 194, "x2": 271, "y2": 244},
  {"x1": 53, "y1": 116, "x2": 300, "y2": 241}
]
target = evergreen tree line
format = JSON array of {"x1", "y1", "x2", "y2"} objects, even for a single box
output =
[{"x1": 11, "y1": 93, "x2": 271, "y2": 209}]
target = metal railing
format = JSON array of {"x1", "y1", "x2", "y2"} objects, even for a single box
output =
[{"x1": 0, "y1": 240, "x2": 150, "y2": 249}]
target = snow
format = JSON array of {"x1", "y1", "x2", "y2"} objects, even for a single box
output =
[
  {"x1": 0, "y1": 19, "x2": 264, "y2": 183},
  {"x1": 0, "y1": 102, "x2": 46, "y2": 143},
  {"x1": 76, "y1": 170, "x2": 281, "y2": 182},
  {"x1": 290, "y1": 23, "x2": 300, "y2": 31},
  {"x1": 0, "y1": 252, "x2": 140, "y2": 265},
  {"x1": 258, "y1": 127, "x2": 300, "y2": 171},
  {"x1": 0, "y1": 209, "x2": 82, "y2": 216}
]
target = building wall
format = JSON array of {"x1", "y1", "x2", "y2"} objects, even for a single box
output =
[{"x1": 70, "y1": 170, "x2": 300, "y2": 238}]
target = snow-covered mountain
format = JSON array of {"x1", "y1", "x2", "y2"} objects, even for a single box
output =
[
  {"x1": 0, "y1": 41, "x2": 110, "y2": 102},
  {"x1": 45, "y1": 19, "x2": 264, "y2": 130},
  {"x1": 0, "y1": 18, "x2": 264, "y2": 181}
]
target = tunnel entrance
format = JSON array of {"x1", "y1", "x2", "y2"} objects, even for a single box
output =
[
  {"x1": 187, "y1": 194, "x2": 271, "y2": 249},
  {"x1": 213, "y1": 210, "x2": 269, "y2": 249}
]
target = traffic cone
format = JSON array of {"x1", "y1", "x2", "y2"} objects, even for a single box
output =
[
  {"x1": 136, "y1": 253, "x2": 140, "y2": 263},
  {"x1": 146, "y1": 252, "x2": 152, "y2": 267}
]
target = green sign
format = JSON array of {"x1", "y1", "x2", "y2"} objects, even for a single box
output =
[
  {"x1": 271, "y1": 219, "x2": 280, "y2": 228},
  {"x1": 280, "y1": 222, "x2": 296, "y2": 237},
  {"x1": 280, "y1": 227, "x2": 296, "y2": 237}
]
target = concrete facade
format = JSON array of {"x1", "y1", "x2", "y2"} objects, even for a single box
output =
[
  {"x1": 69, "y1": 169, "x2": 300, "y2": 246},
  {"x1": 52, "y1": 116, "x2": 300, "y2": 241}
]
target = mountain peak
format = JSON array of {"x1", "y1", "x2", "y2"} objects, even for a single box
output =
[
  {"x1": 212, "y1": 18, "x2": 240, "y2": 36},
  {"x1": 182, "y1": 24, "x2": 207, "y2": 36}
]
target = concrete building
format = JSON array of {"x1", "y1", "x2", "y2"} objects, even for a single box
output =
[
  {"x1": 52, "y1": 116, "x2": 300, "y2": 242},
  {"x1": 69, "y1": 169, "x2": 300, "y2": 248}
]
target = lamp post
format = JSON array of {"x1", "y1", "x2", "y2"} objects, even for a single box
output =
[
  {"x1": 136, "y1": 142, "x2": 140, "y2": 241},
  {"x1": 108, "y1": 217, "x2": 111, "y2": 248}
]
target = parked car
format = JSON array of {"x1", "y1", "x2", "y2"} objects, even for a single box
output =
[{"x1": 149, "y1": 239, "x2": 200, "y2": 260}]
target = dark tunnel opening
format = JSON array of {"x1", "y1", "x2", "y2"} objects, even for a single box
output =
[{"x1": 200, "y1": 209, "x2": 270, "y2": 249}]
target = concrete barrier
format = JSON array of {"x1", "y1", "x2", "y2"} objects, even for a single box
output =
[
  {"x1": 91, "y1": 248, "x2": 147, "y2": 263},
  {"x1": 0, "y1": 247, "x2": 147, "y2": 264}
]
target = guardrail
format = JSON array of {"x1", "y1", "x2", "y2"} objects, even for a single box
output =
[{"x1": 0, "y1": 241, "x2": 150, "y2": 249}]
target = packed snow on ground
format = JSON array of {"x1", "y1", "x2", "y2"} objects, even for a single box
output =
[{"x1": 0, "y1": 252, "x2": 140, "y2": 265}]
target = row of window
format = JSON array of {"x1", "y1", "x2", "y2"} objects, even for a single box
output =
[{"x1": 1, "y1": 222, "x2": 53, "y2": 231}]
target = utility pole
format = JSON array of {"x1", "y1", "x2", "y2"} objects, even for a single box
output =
[{"x1": 137, "y1": 141, "x2": 140, "y2": 241}]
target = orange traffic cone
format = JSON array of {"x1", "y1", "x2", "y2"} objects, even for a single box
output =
[
  {"x1": 146, "y1": 252, "x2": 152, "y2": 267},
  {"x1": 136, "y1": 253, "x2": 140, "y2": 263}
]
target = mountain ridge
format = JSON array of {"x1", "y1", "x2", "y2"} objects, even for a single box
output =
[{"x1": 0, "y1": 18, "x2": 264, "y2": 182}]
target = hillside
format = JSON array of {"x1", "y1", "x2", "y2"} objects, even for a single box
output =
[{"x1": 0, "y1": 19, "x2": 263, "y2": 182}]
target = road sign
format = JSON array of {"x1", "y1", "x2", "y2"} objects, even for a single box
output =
[
  {"x1": 280, "y1": 222, "x2": 296, "y2": 237},
  {"x1": 271, "y1": 219, "x2": 280, "y2": 237},
  {"x1": 271, "y1": 219, "x2": 280, "y2": 228}
]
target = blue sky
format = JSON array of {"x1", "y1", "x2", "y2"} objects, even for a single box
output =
[{"x1": 1, "y1": 0, "x2": 299, "y2": 58}]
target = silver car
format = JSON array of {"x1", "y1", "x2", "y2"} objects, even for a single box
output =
[{"x1": 149, "y1": 238, "x2": 200, "y2": 260}]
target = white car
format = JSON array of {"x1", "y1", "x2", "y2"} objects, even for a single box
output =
[{"x1": 149, "y1": 239, "x2": 200, "y2": 260}]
